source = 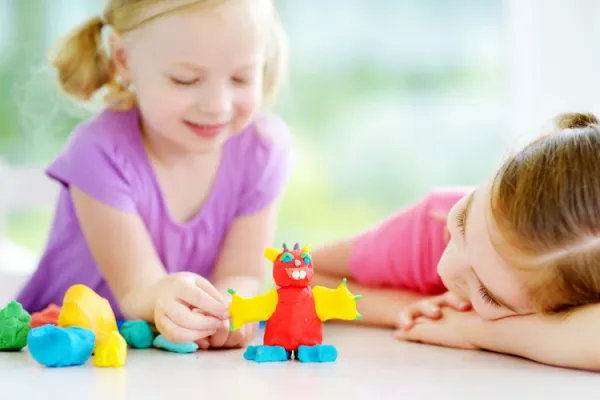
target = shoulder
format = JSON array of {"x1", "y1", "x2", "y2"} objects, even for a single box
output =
[
  {"x1": 225, "y1": 112, "x2": 295, "y2": 215},
  {"x1": 46, "y1": 108, "x2": 143, "y2": 213},
  {"x1": 229, "y1": 112, "x2": 295, "y2": 178},
  {"x1": 233, "y1": 112, "x2": 293, "y2": 155},
  {"x1": 62, "y1": 107, "x2": 140, "y2": 156}
]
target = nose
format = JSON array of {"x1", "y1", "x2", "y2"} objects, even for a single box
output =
[
  {"x1": 294, "y1": 260, "x2": 301, "y2": 267},
  {"x1": 199, "y1": 82, "x2": 232, "y2": 117}
]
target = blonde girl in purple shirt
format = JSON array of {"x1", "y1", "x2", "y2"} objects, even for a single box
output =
[{"x1": 17, "y1": 0, "x2": 292, "y2": 350}]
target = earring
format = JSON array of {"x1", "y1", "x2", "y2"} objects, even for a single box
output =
[{"x1": 114, "y1": 74, "x2": 134, "y2": 92}]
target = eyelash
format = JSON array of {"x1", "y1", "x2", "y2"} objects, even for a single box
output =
[
  {"x1": 477, "y1": 284, "x2": 501, "y2": 308},
  {"x1": 455, "y1": 208, "x2": 467, "y2": 236},
  {"x1": 170, "y1": 77, "x2": 199, "y2": 86},
  {"x1": 169, "y1": 77, "x2": 251, "y2": 86}
]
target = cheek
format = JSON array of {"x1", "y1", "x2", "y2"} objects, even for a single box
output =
[
  {"x1": 437, "y1": 240, "x2": 469, "y2": 293},
  {"x1": 233, "y1": 86, "x2": 262, "y2": 116}
]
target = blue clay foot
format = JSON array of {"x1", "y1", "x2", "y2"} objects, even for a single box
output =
[
  {"x1": 296, "y1": 344, "x2": 338, "y2": 363},
  {"x1": 152, "y1": 334, "x2": 198, "y2": 353},
  {"x1": 244, "y1": 345, "x2": 291, "y2": 362},
  {"x1": 27, "y1": 324, "x2": 95, "y2": 368},
  {"x1": 119, "y1": 320, "x2": 156, "y2": 349}
]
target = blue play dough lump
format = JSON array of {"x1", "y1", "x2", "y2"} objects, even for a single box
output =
[
  {"x1": 27, "y1": 325, "x2": 95, "y2": 368},
  {"x1": 296, "y1": 344, "x2": 338, "y2": 363},
  {"x1": 244, "y1": 345, "x2": 290, "y2": 362},
  {"x1": 152, "y1": 334, "x2": 198, "y2": 353},
  {"x1": 119, "y1": 320, "x2": 156, "y2": 349}
]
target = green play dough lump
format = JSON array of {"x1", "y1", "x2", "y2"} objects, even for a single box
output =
[
  {"x1": 119, "y1": 320, "x2": 156, "y2": 349},
  {"x1": 0, "y1": 301, "x2": 32, "y2": 351}
]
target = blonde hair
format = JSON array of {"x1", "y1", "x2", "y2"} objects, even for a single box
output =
[
  {"x1": 490, "y1": 112, "x2": 600, "y2": 314},
  {"x1": 48, "y1": 0, "x2": 287, "y2": 110}
]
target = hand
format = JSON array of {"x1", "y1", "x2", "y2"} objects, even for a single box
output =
[
  {"x1": 196, "y1": 320, "x2": 259, "y2": 350},
  {"x1": 397, "y1": 291, "x2": 471, "y2": 330},
  {"x1": 394, "y1": 307, "x2": 482, "y2": 350},
  {"x1": 153, "y1": 272, "x2": 230, "y2": 343}
]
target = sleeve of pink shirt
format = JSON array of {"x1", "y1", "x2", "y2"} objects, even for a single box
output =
[{"x1": 349, "y1": 187, "x2": 472, "y2": 295}]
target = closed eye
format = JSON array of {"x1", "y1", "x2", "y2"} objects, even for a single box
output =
[
  {"x1": 169, "y1": 77, "x2": 200, "y2": 86},
  {"x1": 455, "y1": 208, "x2": 466, "y2": 237},
  {"x1": 477, "y1": 283, "x2": 501, "y2": 308}
]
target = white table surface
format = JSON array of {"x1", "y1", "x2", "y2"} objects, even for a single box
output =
[{"x1": 0, "y1": 323, "x2": 597, "y2": 399}]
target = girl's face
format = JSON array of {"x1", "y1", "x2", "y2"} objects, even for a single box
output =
[
  {"x1": 113, "y1": 1, "x2": 269, "y2": 154},
  {"x1": 437, "y1": 182, "x2": 536, "y2": 320}
]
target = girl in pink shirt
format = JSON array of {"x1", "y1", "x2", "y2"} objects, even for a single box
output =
[{"x1": 312, "y1": 113, "x2": 600, "y2": 371}]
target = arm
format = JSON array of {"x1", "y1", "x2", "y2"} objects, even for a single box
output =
[
  {"x1": 472, "y1": 305, "x2": 600, "y2": 371},
  {"x1": 312, "y1": 278, "x2": 362, "y2": 321},
  {"x1": 71, "y1": 187, "x2": 167, "y2": 321},
  {"x1": 210, "y1": 200, "x2": 281, "y2": 300},
  {"x1": 312, "y1": 272, "x2": 427, "y2": 327}
]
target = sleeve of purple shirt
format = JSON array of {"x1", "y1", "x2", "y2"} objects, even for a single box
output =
[
  {"x1": 45, "y1": 117, "x2": 138, "y2": 214},
  {"x1": 234, "y1": 113, "x2": 294, "y2": 216}
]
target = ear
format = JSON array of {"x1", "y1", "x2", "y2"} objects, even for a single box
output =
[
  {"x1": 302, "y1": 244, "x2": 311, "y2": 253},
  {"x1": 264, "y1": 247, "x2": 280, "y2": 262},
  {"x1": 109, "y1": 32, "x2": 131, "y2": 84}
]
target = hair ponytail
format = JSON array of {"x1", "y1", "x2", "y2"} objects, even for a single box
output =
[{"x1": 49, "y1": 16, "x2": 112, "y2": 101}]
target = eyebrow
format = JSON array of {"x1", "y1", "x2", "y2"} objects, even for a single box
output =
[{"x1": 173, "y1": 61, "x2": 258, "y2": 71}]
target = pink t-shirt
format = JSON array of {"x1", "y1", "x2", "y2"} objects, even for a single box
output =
[{"x1": 349, "y1": 188, "x2": 470, "y2": 294}]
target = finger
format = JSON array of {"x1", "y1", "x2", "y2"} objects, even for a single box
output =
[
  {"x1": 194, "y1": 276, "x2": 226, "y2": 303},
  {"x1": 209, "y1": 324, "x2": 231, "y2": 349},
  {"x1": 223, "y1": 323, "x2": 245, "y2": 349},
  {"x1": 165, "y1": 300, "x2": 223, "y2": 331},
  {"x1": 397, "y1": 302, "x2": 440, "y2": 330},
  {"x1": 438, "y1": 292, "x2": 472, "y2": 311},
  {"x1": 155, "y1": 313, "x2": 215, "y2": 343},
  {"x1": 178, "y1": 282, "x2": 229, "y2": 319},
  {"x1": 418, "y1": 300, "x2": 442, "y2": 318},
  {"x1": 234, "y1": 323, "x2": 258, "y2": 348},
  {"x1": 397, "y1": 307, "x2": 423, "y2": 330},
  {"x1": 195, "y1": 338, "x2": 210, "y2": 350}
]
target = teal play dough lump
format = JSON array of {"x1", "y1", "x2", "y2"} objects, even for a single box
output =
[
  {"x1": 119, "y1": 320, "x2": 156, "y2": 349},
  {"x1": 27, "y1": 325, "x2": 95, "y2": 368},
  {"x1": 153, "y1": 334, "x2": 198, "y2": 353},
  {"x1": 0, "y1": 301, "x2": 31, "y2": 351}
]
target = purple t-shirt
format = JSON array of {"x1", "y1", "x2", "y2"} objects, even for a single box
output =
[{"x1": 17, "y1": 107, "x2": 293, "y2": 318}]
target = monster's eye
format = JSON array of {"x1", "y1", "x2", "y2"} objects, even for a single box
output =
[
  {"x1": 301, "y1": 252, "x2": 312, "y2": 265},
  {"x1": 280, "y1": 253, "x2": 294, "y2": 263}
]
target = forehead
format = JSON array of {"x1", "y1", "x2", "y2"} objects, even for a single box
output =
[
  {"x1": 467, "y1": 184, "x2": 532, "y2": 310},
  {"x1": 128, "y1": 1, "x2": 269, "y2": 63}
]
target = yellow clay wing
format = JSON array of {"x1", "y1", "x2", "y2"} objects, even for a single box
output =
[
  {"x1": 227, "y1": 288, "x2": 278, "y2": 331},
  {"x1": 313, "y1": 278, "x2": 362, "y2": 322}
]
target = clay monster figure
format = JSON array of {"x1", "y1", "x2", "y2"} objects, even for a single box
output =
[{"x1": 227, "y1": 243, "x2": 362, "y2": 362}]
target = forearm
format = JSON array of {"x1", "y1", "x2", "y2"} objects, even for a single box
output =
[
  {"x1": 313, "y1": 271, "x2": 427, "y2": 328},
  {"x1": 472, "y1": 305, "x2": 600, "y2": 371},
  {"x1": 214, "y1": 275, "x2": 263, "y2": 300},
  {"x1": 119, "y1": 276, "x2": 167, "y2": 322}
]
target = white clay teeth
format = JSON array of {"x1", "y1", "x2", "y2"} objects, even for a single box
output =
[{"x1": 288, "y1": 269, "x2": 307, "y2": 280}]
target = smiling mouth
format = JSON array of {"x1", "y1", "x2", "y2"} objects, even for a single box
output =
[
  {"x1": 184, "y1": 121, "x2": 228, "y2": 138},
  {"x1": 286, "y1": 267, "x2": 308, "y2": 280}
]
